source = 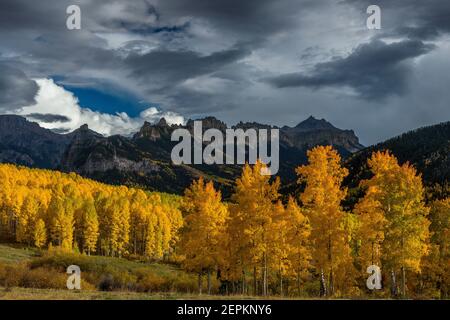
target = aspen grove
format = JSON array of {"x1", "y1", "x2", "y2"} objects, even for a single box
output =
[{"x1": 0, "y1": 146, "x2": 448, "y2": 298}]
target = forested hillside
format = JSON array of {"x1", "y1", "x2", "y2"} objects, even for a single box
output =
[
  {"x1": 346, "y1": 121, "x2": 450, "y2": 197},
  {"x1": 0, "y1": 146, "x2": 448, "y2": 299},
  {"x1": 0, "y1": 164, "x2": 182, "y2": 258}
]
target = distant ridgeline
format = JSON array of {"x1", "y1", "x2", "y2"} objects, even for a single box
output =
[
  {"x1": 0, "y1": 114, "x2": 363, "y2": 197},
  {"x1": 345, "y1": 121, "x2": 450, "y2": 201},
  {"x1": 0, "y1": 114, "x2": 448, "y2": 201}
]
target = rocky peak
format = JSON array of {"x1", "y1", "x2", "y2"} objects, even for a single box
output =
[
  {"x1": 68, "y1": 124, "x2": 103, "y2": 140},
  {"x1": 233, "y1": 121, "x2": 275, "y2": 130},
  {"x1": 157, "y1": 117, "x2": 168, "y2": 127},
  {"x1": 186, "y1": 116, "x2": 227, "y2": 132},
  {"x1": 133, "y1": 118, "x2": 173, "y2": 141},
  {"x1": 278, "y1": 116, "x2": 364, "y2": 152},
  {"x1": 293, "y1": 115, "x2": 336, "y2": 132}
]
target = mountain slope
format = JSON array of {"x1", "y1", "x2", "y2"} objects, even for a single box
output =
[
  {"x1": 345, "y1": 121, "x2": 450, "y2": 190},
  {"x1": 0, "y1": 114, "x2": 364, "y2": 195},
  {"x1": 0, "y1": 115, "x2": 72, "y2": 168}
]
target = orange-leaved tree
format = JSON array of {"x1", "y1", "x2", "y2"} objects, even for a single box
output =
[
  {"x1": 179, "y1": 177, "x2": 228, "y2": 294},
  {"x1": 296, "y1": 145, "x2": 354, "y2": 296}
]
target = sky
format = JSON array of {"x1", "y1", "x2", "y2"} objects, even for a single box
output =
[{"x1": 0, "y1": 0, "x2": 449, "y2": 144}]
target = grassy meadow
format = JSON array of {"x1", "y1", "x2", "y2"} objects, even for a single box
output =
[{"x1": 0, "y1": 244, "x2": 215, "y2": 300}]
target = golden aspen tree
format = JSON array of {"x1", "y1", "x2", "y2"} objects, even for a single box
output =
[
  {"x1": 100, "y1": 194, "x2": 121, "y2": 256},
  {"x1": 230, "y1": 161, "x2": 280, "y2": 296},
  {"x1": 423, "y1": 198, "x2": 449, "y2": 298},
  {"x1": 354, "y1": 192, "x2": 387, "y2": 277},
  {"x1": 116, "y1": 193, "x2": 130, "y2": 257},
  {"x1": 72, "y1": 189, "x2": 86, "y2": 253},
  {"x1": 49, "y1": 195, "x2": 74, "y2": 250},
  {"x1": 95, "y1": 190, "x2": 112, "y2": 255},
  {"x1": 82, "y1": 200, "x2": 99, "y2": 255},
  {"x1": 362, "y1": 151, "x2": 430, "y2": 297},
  {"x1": 165, "y1": 204, "x2": 183, "y2": 258},
  {"x1": 222, "y1": 203, "x2": 248, "y2": 293},
  {"x1": 130, "y1": 190, "x2": 148, "y2": 255},
  {"x1": 153, "y1": 207, "x2": 165, "y2": 260},
  {"x1": 267, "y1": 201, "x2": 291, "y2": 296},
  {"x1": 10, "y1": 186, "x2": 27, "y2": 240},
  {"x1": 34, "y1": 218, "x2": 47, "y2": 248},
  {"x1": 296, "y1": 145, "x2": 354, "y2": 296},
  {"x1": 159, "y1": 207, "x2": 172, "y2": 259},
  {"x1": 16, "y1": 195, "x2": 39, "y2": 245},
  {"x1": 0, "y1": 180, "x2": 11, "y2": 239},
  {"x1": 144, "y1": 208, "x2": 157, "y2": 257},
  {"x1": 284, "y1": 197, "x2": 312, "y2": 296},
  {"x1": 180, "y1": 177, "x2": 228, "y2": 294}
]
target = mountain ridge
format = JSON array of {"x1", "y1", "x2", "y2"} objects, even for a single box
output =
[
  {"x1": 0, "y1": 114, "x2": 364, "y2": 195},
  {"x1": 0, "y1": 114, "x2": 448, "y2": 198},
  {"x1": 345, "y1": 120, "x2": 450, "y2": 189}
]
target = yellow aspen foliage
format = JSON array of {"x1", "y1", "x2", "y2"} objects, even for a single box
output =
[
  {"x1": 222, "y1": 203, "x2": 247, "y2": 284},
  {"x1": 296, "y1": 145, "x2": 354, "y2": 296},
  {"x1": 180, "y1": 177, "x2": 228, "y2": 293},
  {"x1": 422, "y1": 198, "x2": 450, "y2": 298},
  {"x1": 49, "y1": 196, "x2": 74, "y2": 250},
  {"x1": 130, "y1": 189, "x2": 149, "y2": 255},
  {"x1": 116, "y1": 194, "x2": 131, "y2": 257},
  {"x1": 266, "y1": 201, "x2": 293, "y2": 295},
  {"x1": 284, "y1": 197, "x2": 312, "y2": 292},
  {"x1": 16, "y1": 195, "x2": 40, "y2": 244},
  {"x1": 229, "y1": 161, "x2": 280, "y2": 296},
  {"x1": 362, "y1": 151, "x2": 430, "y2": 296},
  {"x1": 165, "y1": 205, "x2": 183, "y2": 254},
  {"x1": 145, "y1": 211, "x2": 157, "y2": 257},
  {"x1": 33, "y1": 218, "x2": 47, "y2": 248},
  {"x1": 0, "y1": 164, "x2": 181, "y2": 259},
  {"x1": 82, "y1": 200, "x2": 99, "y2": 255},
  {"x1": 354, "y1": 194, "x2": 387, "y2": 268},
  {"x1": 98, "y1": 194, "x2": 122, "y2": 256}
]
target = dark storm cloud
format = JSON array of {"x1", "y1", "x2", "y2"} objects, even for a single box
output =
[
  {"x1": 50, "y1": 128, "x2": 72, "y2": 134},
  {"x1": 264, "y1": 0, "x2": 450, "y2": 103},
  {"x1": 0, "y1": 64, "x2": 38, "y2": 110},
  {"x1": 25, "y1": 113, "x2": 71, "y2": 123},
  {"x1": 156, "y1": 0, "x2": 314, "y2": 42},
  {"x1": 266, "y1": 40, "x2": 435, "y2": 100},
  {"x1": 0, "y1": 0, "x2": 260, "y2": 114},
  {"x1": 0, "y1": 0, "x2": 449, "y2": 144},
  {"x1": 345, "y1": 0, "x2": 450, "y2": 40},
  {"x1": 95, "y1": 1, "x2": 160, "y2": 31},
  {"x1": 0, "y1": 0, "x2": 65, "y2": 31},
  {"x1": 125, "y1": 44, "x2": 250, "y2": 90}
]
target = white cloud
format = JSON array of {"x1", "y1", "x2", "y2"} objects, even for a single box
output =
[{"x1": 15, "y1": 78, "x2": 185, "y2": 136}]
